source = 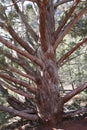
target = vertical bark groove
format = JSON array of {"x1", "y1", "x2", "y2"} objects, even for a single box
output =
[{"x1": 35, "y1": 48, "x2": 63, "y2": 125}]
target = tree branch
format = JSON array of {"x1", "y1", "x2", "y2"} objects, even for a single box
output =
[
  {"x1": 57, "y1": 37, "x2": 87, "y2": 67},
  {"x1": 12, "y1": 0, "x2": 39, "y2": 43},
  {"x1": 63, "y1": 82, "x2": 87, "y2": 103},
  {"x1": 0, "y1": 50, "x2": 36, "y2": 76},
  {"x1": 6, "y1": 26, "x2": 35, "y2": 55},
  {"x1": 0, "y1": 105, "x2": 38, "y2": 120},
  {"x1": 7, "y1": 65, "x2": 35, "y2": 81},
  {"x1": 0, "y1": 72, "x2": 36, "y2": 93},
  {"x1": 0, "y1": 36, "x2": 43, "y2": 68},
  {"x1": 0, "y1": 80, "x2": 34, "y2": 99},
  {"x1": 39, "y1": 0, "x2": 55, "y2": 52},
  {"x1": 54, "y1": 0, "x2": 80, "y2": 40},
  {"x1": 63, "y1": 107, "x2": 87, "y2": 118},
  {"x1": 54, "y1": 6, "x2": 87, "y2": 50},
  {"x1": 17, "y1": 53, "x2": 38, "y2": 77},
  {"x1": 7, "y1": 95, "x2": 34, "y2": 111},
  {"x1": 0, "y1": 13, "x2": 35, "y2": 55}
]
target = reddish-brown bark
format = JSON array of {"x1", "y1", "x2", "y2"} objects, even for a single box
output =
[
  {"x1": 0, "y1": 80, "x2": 34, "y2": 99},
  {"x1": 0, "y1": 0, "x2": 87, "y2": 128},
  {"x1": 0, "y1": 72, "x2": 35, "y2": 93},
  {"x1": 57, "y1": 37, "x2": 87, "y2": 67},
  {"x1": 0, "y1": 36, "x2": 43, "y2": 68},
  {"x1": 12, "y1": 0, "x2": 39, "y2": 43},
  {"x1": 0, "y1": 104, "x2": 38, "y2": 120},
  {"x1": 63, "y1": 82, "x2": 87, "y2": 103},
  {"x1": 54, "y1": 0, "x2": 80, "y2": 40},
  {"x1": 6, "y1": 25, "x2": 35, "y2": 55},
  {"x1": 54, "y1": 6, "x2": 87, "y2": 49}
]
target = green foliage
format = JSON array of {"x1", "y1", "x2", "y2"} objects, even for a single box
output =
[{"x1": 0, "y1": 92, "x2": 9, "y2": 124}]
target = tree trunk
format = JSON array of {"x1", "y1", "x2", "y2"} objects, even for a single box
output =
[{"x1": 35, "y1": 47, "x2": 63, "y2": 126}]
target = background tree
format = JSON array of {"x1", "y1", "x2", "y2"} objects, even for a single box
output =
[{"x1": 0, "y1": 0, "x2": 87, "y2": 129}]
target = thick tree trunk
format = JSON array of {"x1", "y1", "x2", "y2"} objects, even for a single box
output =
[{"x1": 35, "y1": 47, "x2": 63, "y2": 125}]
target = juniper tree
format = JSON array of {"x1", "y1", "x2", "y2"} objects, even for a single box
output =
[{"x1": 0, "y1": 0, "x2": 87, "y2": 128}]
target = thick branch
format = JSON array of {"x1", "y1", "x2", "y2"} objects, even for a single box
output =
[
  {"x1": 0, "y1": 72, "x2": 35, "y2": 93},
  {"x1": 7, "y1": 95, "x2": 34, "y2": 111},
  {"x1": 0, "y1": 80, "x2": 34, "y2": 99},
  {"x1": 39, "y1": 0, "x2": 55, "y2": 52},
  {"x1": 0, "y1": 36, "x2": 43, "y2": 68},
  {"x1": 57, "y1": 37, "x2": 87, "y2": 67},
  {"x1": 0, "y1": 50, "x2": 36, "y2": 75},
  {"x1": 12, "y1": 0, "x2": 39, "y2": 43},
  {"x1": 0, "y1": 105, "x2": 38, "y2": 120},
  {"x1": 63, "y1": 82, "x2": 87, "y2": 103},
  {"x1": 7, "y1": 65, "x2": 35, "y2": 81},
  {"x1": 54, "y1": 0, "x2": 80, "y2": 40},
  {"x1": 0, "y1": 16, "x2": 35, "y2": 55},
  {"x1": 17, "y1": 53, "x2": 37, "y2": 76},
  {"x1": 6, "y1": 26, "x2": 35, "y2": 55},
  {"x1": 54, "y1": 6, "x2": 87, "y2": 50}
]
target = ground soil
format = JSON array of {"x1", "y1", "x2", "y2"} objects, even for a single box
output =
[{"x1": 1, "y1": 117, "x2": 87, "y2": 130}]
